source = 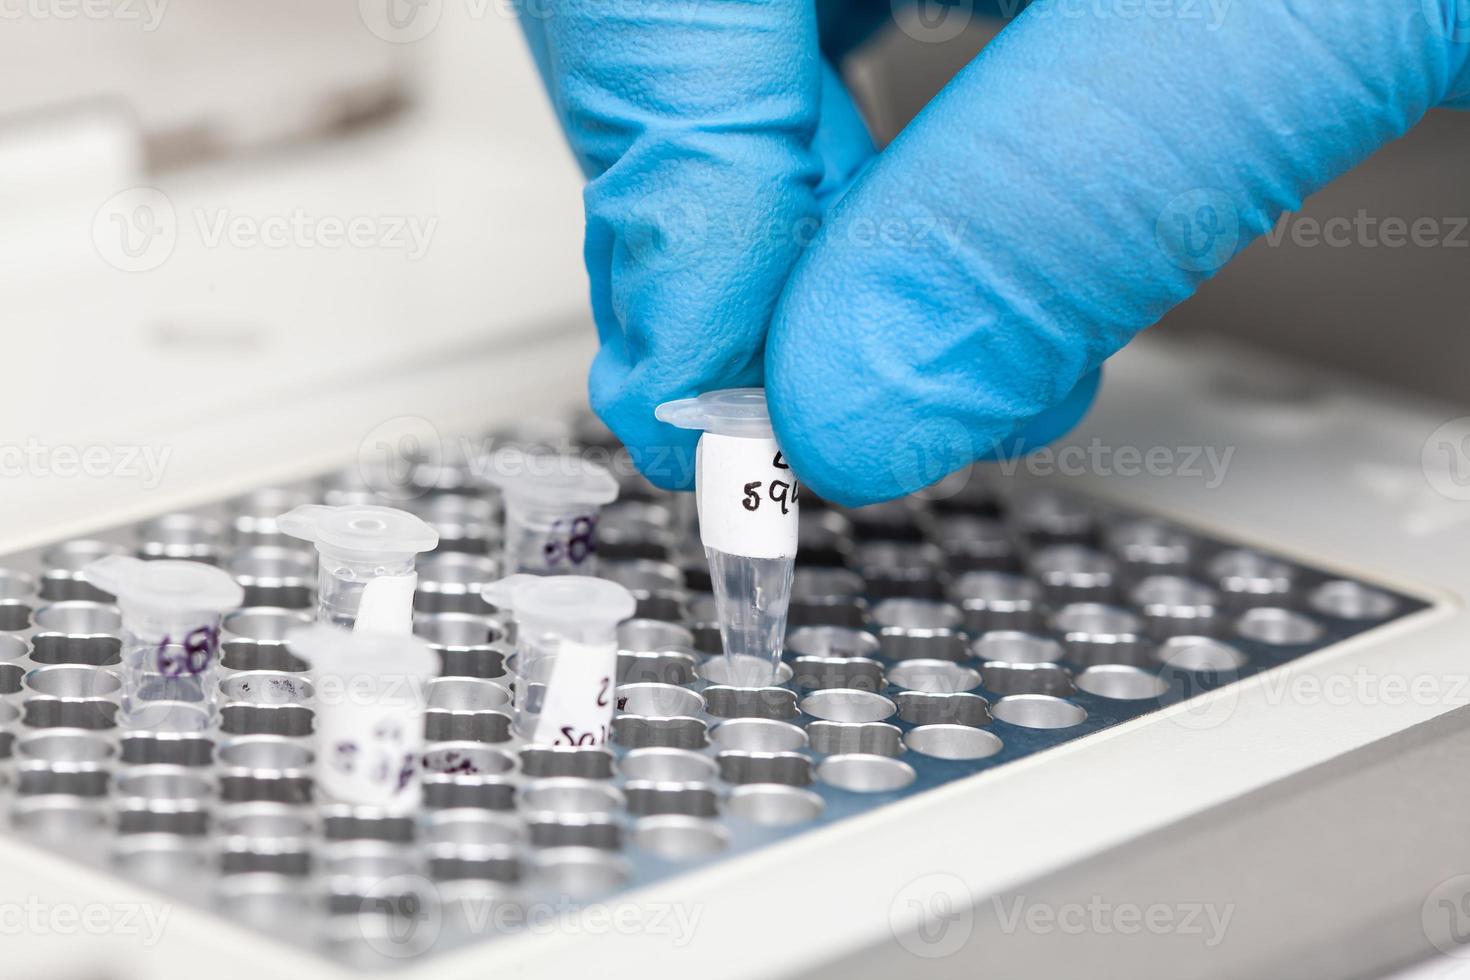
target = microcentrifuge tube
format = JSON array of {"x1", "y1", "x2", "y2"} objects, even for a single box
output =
[
  {"x1": 486, "y1": 451, "x2": 619, "y2": 576},
  {"x1": 288, "y1": 624, "x2": 437, "y2": 812},
  {"x1": 482, "y1": 574, "x2": 635, "y2": 745},
  {"x1": 277, "y1": 504, "x2": 438, "y2": 632},
  {"x1": 82, "y1": 556, "x2": 243, "y2": 732},
  {"x1": 655, "y1": 388, "x2": 798, "y2": 686}
]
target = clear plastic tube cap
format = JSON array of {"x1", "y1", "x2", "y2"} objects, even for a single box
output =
[
  {"x1": 277, "y1": 504, "x2": 439, "y2": 559},
  {"x1": 656, "y1": 388, "x2": 774, "y2": 439},
  {"x1": 83, "y1": 555, "x2": 243, "y2": 616},
  {"x1": 482, "y1": 574, "x2": 635, "y2": 628},
  {"x1": 287, "y1": 623, "x2": 437, "y2": 680},
  {"x1": 484, "y1": 451, "x2": 619, "y2": 508}
]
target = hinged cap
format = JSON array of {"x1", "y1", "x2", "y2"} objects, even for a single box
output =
[
  {"x1": 278, "y1": 504, "x2": 438, "y2": 559},
  {"x1": 482, "y1": 574, "x2": 635, "y2": 628},
  {"x1": 655, "y1": 388, "x2": 775, "y2": 439},
  {"x1": 83, "y1": 555, "x2": 242, "y2": 617},
  {"x1": 484, "y1": 452, "x2": 619, "y2": 508}
]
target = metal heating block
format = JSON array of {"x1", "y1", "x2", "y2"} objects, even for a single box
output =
[{"x1": 0, "y1": 414, "x2": 1426, "y2": 971}]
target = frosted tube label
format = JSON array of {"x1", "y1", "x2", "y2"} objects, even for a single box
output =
[
  {"x1": 532, "y1": 638, "x2": 616, "y2": 746},
  {"x1": 696, "y1": 433, "x2": 799, "y2": 560},
  {"x1": 355, "y1": 573, "x2": 417, "y2": 633},
  {"x1": 320, "y1": 706, "x2": 423, "y2": 812}
]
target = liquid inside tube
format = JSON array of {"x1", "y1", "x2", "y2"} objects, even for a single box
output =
[
  {"x1": 706, "y1": 548, "x2": 793, "y2": 687},
  {"x1": 317, "y1": 555, "x2": 417, "y2": 630}
]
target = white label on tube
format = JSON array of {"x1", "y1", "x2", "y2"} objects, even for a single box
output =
[
  {"x1": 532, "y1": 638, "x2": 616, "y2": 746},
  {"x1": 354, "y1": 573, "x2": 417, "y2": 633},
  {"x1": 696, "y1": 433, "x2": 799, "y2": 559},
  {"x1": 319, "y1": 706, "x2": 424, "y2": 812}
]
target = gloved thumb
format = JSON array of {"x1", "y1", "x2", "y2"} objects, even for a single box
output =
[{"x1": 767, "y1": 0, "x2": 1470, "y2": 505}]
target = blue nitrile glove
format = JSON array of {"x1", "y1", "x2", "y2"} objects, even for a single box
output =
[
  {"x1": 516, "y1": 0, "x2": 877, "y2": 488},
  {"x1": 520, "y1": 0, "x2": 1470, "y2": 505}
]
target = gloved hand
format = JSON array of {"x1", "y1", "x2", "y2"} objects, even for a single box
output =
[{"x1": 519, "y1": 0, "x2": 1470, "y2": 505}]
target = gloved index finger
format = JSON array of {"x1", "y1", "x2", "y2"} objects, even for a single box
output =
[{"x1": 525, "y1": 0, "x2": 870, "y2": 489}]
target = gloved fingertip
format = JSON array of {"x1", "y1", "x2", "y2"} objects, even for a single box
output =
[
  {"x1": 771, "y1": 369, "x2": 1103, "y2": 508},
  {"x1": 609, "y1": 415, "x2": 700, "y2": 493},
  {"x1": 768, "y1": 393, "x2": 973, "y2": 508},
  {"x1": 979, "y1": 369, "x2": 1103, "y2": 460},
  {"x1": 766, "y1": 394, "x2": 855, "y2": 506}
]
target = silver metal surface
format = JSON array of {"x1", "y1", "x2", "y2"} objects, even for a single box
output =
[{"x1": 0, "y1": 430, "x2": 1426, "y2": 968}]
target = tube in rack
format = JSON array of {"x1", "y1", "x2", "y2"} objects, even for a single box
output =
[
  {"x1": 481, "y1": 574, "x2": 635, "y2": 745},
  {"x1": 278, "y1": 504, "x2": 438, "y2": 632},
  {"x1": 288, "y1": 624, "x2": 437, "y2": 812},
  {"x1": 655, "y1": 388, "x2": 798, "y2": 686},
  {"x1": 83, "y1": 555, "x2": 243, "y2": 732},
  {"x1": 486, "y1": 451, "x2": 618, "y2": 576}
]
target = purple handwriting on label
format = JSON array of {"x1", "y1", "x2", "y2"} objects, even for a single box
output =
[
  {"x1": 333, "y1": 741, "x2": 360, "y2": 775},
  {"x1": 542, "y1": 514, "x2": 598, "y2": 567},
  {"x1": 154, "y1": 624, "x2": 219, "y2": 678},
  {"x1": 547, "y1": 673, "x2": 612, "y2": 746},
  {"x1": 555, "y1": 725, "x2": 608, "y2": 747},
  {"x1": 334, "y1": 726, "x2": 417, "y2": 792}
]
